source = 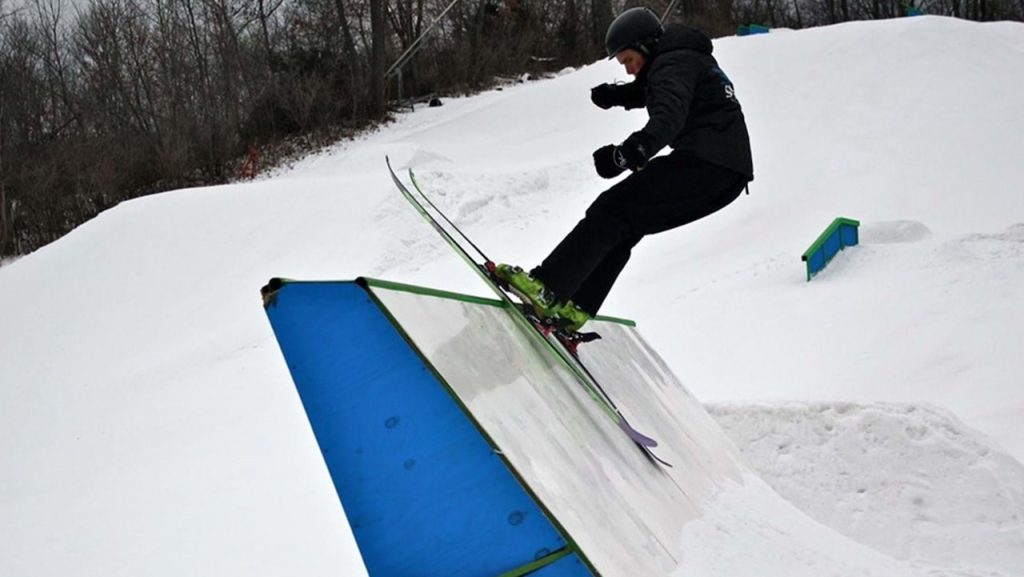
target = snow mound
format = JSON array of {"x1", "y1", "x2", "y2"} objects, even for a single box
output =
[
  {"x1": 709, "y1": 402, "x2": 1024, "y2": 576},
  {"x1": 861, "y1": 220, "x2": 933, "y2": 244}
]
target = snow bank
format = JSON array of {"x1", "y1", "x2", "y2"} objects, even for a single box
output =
[{"x1": 710, "y1": 402, "x2": 1024, "y2": 576}]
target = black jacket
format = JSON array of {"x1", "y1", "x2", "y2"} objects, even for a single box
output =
[{"x1": 608, "y1": 25, "x2": 754, "y2": 180}]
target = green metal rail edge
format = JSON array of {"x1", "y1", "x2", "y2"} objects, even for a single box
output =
[
  {"x1": 495, "y1": 546, "x2": 574, "y2": 577},
  {"x1": 801, "y1": 217, "x2": 860, "y2": 260},
  {"x1": 365, "y1": 276, "x2": 636, "y2": 326},
  {"x1": 262, "y1": 276, "x2": 635, "y2": 327},
  {"x1": 264, "y1": 275, "x2": 628, "y2": 431}
]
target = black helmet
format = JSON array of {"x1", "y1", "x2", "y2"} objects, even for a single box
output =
[{"x1": 605, "y1": 7, "x2": 664, "y2": 59}]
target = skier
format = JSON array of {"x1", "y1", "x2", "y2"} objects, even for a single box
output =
[{"x1": 495, "y1": 6, "x2": 753, "y2": 332}]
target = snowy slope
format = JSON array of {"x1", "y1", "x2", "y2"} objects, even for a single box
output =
[{"x1": 1, "y1": 15, "x2": 1022, "y2": 577}]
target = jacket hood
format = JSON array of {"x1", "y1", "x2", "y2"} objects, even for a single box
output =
[{"x1": 652, "y1": 24, "x2": 713, "y2": 57}]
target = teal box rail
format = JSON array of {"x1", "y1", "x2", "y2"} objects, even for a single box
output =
[
  {"x1": 801, "y1": 217, "x2": 860, "y2": 281},
  {"x1": 738, "y1": 24, "x2": 770, "y2": 36}
]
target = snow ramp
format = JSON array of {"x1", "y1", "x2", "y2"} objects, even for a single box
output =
[{"x1": 260, "y1": 277, "x2": 806, "y2": 576}]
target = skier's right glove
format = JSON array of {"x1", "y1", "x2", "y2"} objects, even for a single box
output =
[{"x1": 590, "y1": 84, "x2": 621, "y2": 109}]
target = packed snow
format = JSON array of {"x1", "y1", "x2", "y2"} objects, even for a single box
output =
[
  {"x1": 710, "y1": 402, "x2": 1024, "y2": 575},
  {"x1": 1, "y1": 15, "x2": 1022, "y2": 577}
]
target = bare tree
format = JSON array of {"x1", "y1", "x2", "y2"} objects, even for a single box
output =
[
  {"x1": 370, "y1": 0, "x2": 386, "y2": 117},
  {"x1": 256, "y1": 0, "x2": 285, "y2": 56},
  {"x1": 591, "y1": 0, "x2": 613, "y2": 53},
  {"x1": 1, "y1": 0, "x2": 1020, "y2": 260},
  {"x1": 32, "y1": 0, "x2": 80, "y2": 136},
  {"x1": 334, "y1": 0, "x2": 364, "y2": 118},
  {"x1": 0, "y1": 3, "x2": 9, "y2": 254}
]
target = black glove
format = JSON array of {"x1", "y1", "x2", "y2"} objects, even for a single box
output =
[
  {"x1": 614, "y1": 137, "x2": 649, "y2": 171},
  {"x1": 594, "y1": 135, "x2": 651, "y2": 178},
  {"x1": 593, "y1": 145, "x2": 624, "y2": 179},
  {"x1": 590, "y1": 83, "x2": 620, "y2": 109}
]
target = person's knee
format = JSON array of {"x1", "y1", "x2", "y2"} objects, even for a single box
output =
[
  {"x1": 584, "y1": 203, "x2": 635, "y2": 243},
  {"x1": 583, "y1": 201, "x2": 612, "y2": 222}
]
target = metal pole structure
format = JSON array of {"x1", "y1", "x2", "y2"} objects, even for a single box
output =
[
  {"x1": 660, "y1": 0, "x2": 681, "y2": 22},
  {"x1": 0, "y1": 99, "x2": 7, "y2": 255},
  {"x1": 397, "y1": 68, "x2": 404, "y2": 106},
  {"x1": 384, "y1": 0, "x2": 464, "y2": 80}
]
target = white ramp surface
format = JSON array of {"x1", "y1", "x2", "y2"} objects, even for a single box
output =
[{"x1": 370, "y1": 282, "x2": 746, "y2": 575}]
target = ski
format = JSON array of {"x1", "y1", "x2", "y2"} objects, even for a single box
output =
[
  {"x1": 386, "y1": 157, "x2": 669, "y2": 466},
  {"x1": 549, "y1": 332, "x2": 672, "y2": 466},
  {"x1": 487, "y1": 266, "x2": 659, "y2": 445}
]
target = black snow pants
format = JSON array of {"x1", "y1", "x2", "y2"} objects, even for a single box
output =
[{"x1": 531, "y1": 152, "x2": 749, "y2": 316}]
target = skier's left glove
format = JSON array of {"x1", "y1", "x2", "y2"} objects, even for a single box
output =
[
  {"x1": 593, "y1": 145, "x2": 624, "y2": 178},
  {"x1": 615, "y1": 135, "x2": 649, "y2": 172},
  {"x1": 593, "y1": 138, "x2": 649, "y2": 179}
]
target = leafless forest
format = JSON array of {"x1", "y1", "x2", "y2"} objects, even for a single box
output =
[{"x1": 1, "y1": 0, "x2": 1020, "y2": 257}]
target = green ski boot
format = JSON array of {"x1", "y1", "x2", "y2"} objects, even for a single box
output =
[
  {"x1": 493, "y1": 264, "x2": 592, "y2": 332},
  {"x1": 493, "y1": 264, "x2": 559, "y2": 320},
  {"x1": 551, "y1": 300, "x2": 591, "y2": 333}
]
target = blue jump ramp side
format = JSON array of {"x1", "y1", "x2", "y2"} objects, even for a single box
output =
[{"x1": 260, "y1": 277, "x2": 745, "y2": 577}]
